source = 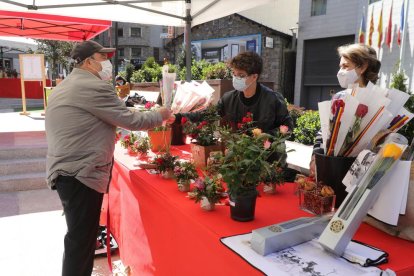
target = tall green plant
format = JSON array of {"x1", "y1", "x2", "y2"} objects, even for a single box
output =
[
  {"x1": 35, "y1": 39, "x2": 74, "y2": 79},
  {"x1": 390, "y1": 68, "x2": 414, "y2": 142}
]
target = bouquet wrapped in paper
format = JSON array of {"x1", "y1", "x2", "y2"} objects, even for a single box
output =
[
  {"x1": 318, "y1": 83, "x2": 413, "y2": 157},
  {"x1": 160, "y1": 65, "x2": 177, "y2": 108},
  {"x1": 171, "y1": 81, "x2": 215, "y2": 114}
]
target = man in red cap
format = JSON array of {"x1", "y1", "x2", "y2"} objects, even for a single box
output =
[{"x1": 45, "y1": 40, "x2": 172, "y2": 276}]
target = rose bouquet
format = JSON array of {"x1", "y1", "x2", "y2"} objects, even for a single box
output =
[
  {"x1": 120, "y1": 131, "x2": 139, "y2": 155},
  {"x1": 152, "y1": 152, "x2": 179, "y2": 178},
  {"x1": 192, "y1": 176, "x2": 223, "y2": 211},
  {"x1": 173, "y1": 161, "x2": 198, "y2": 192}
]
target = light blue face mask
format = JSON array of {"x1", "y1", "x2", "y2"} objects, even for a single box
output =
[{"x1": 232, "y1": 76, "x2": 248, "y2": 91}]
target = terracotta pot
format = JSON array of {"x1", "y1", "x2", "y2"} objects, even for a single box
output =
[
  {"x1": 191, "y1": 143, "x2": 223, "y2": 168},
  {"x1": 148, "y1": 129, "x2": 172, "y2": 152}
]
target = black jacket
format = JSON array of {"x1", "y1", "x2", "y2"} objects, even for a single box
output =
[
  {"x1": 218, "y1": 83, "x2": 293, "y2": 135},
  {"x1": 176, "y1": 83, "x2": 293, "y2": 135}
]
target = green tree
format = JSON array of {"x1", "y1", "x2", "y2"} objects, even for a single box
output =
[{"x1": 35, "y1": 40, "x2": 74, "y2": 79}]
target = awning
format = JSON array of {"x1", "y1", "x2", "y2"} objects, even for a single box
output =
[
  {"x1": 0, "y1": 0, "x2": 271, "y2": 27},
  {"x1": 0, "y1": 10, "x2": 111, "y2": 41}
]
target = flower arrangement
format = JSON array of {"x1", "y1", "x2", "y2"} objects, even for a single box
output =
[
  {"x1": 152, "y1": 152, "x2": 178, "y2": 174},
  {"x1": 174, "y1": 161, "x2": 198, "y2": 182},
  {"x1": 120, "y1": 131, "x2": 139, "y2": 154},
  {"x1": 182, "y1": 105, "x2": 220, "y2": 146},
  {"x1": 192, "y1": 176, "x2": 223, "y2": 208},
  {"x1": 133, "y1": 136, "x2": 150, "y2": 156}
]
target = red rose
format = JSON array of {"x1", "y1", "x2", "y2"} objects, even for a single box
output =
[
  {"x1": 242, "y1": 117, "x2": 248, "y2": 123},
  {"x1": 237, "y1": 123, "x2": 243, "y2": 129},
  {"x1": 181, "y1": 117, "x2": 188, "y2": 124},
  {"x1": 355, "y1": 104, "x2": 368, "y2": 118},
  {"x1": 331, "y1": 99, "x2": 345, "y2": 115},
  {"x1": 201, "y1": 120, "x2": 208, "y2": 126},
  {"x1": 156, "y1": 158, "x2": 163, "y2": 165},
  {"x1": 246, "y1": 117, "x2": 252, "y2": 123},
  {"x1": 246, "y1": 112, "x2": 252, "y2": 117}
]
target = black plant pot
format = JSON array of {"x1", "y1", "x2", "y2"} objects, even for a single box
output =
[
  {"x1": 229, "y1": 191, "x2": 258, "y2": 222},
  {"x1": 314, "y1": 151, "x2": 356, "y2": 208},
  {"x1": 170, "y1": 121, "x2": 186, "y2": 145}
]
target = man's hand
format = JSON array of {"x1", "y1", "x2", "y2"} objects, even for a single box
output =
[
  {"x1": 166, "y1": 114, "x2": 176, "y2": 125},
  {"x1": 158, "y1": 107, "x2": 172, "y2": 121}
]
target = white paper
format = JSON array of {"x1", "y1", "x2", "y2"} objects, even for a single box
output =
[
  {"x1": 221, "y1": 234, "x2": 383, "y2": 276},
  {"x1": 386, "y1": 88, "x2": 410, "y2": 116},
  {"x1": 342, "y1": 150, "x2": 376, "y2": 192},
  {"x1": 334, "y1": 94, "x2": 359, "y2": 156},
  {"x1": 318, "y1": 101, "x2": 331, "y2": 153},
  {"x1": 368, "y1": 160, "x2": 411, "y2": 224}
]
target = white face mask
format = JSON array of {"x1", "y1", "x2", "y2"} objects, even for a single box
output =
[
  {"x1": 97, "y1": 60, "x2": 113, "y2": 81},
  {"x1": 337, "y1": 68, "x2": 358, "y2": 88},
  {"x1": 233, "y1": 76, "x2": 250, "y2": 91}
]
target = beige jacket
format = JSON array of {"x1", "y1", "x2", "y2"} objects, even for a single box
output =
[{"x1": 46, "y1": 68, "x2": 162, "y2": 193}]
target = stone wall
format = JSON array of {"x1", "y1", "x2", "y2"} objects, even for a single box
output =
[{"x1": 167, "y1": 14, "x2": 292, "y2": 93}]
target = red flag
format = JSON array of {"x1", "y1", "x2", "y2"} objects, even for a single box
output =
[
  {"x1": 398, "y1": 0, "x2": 405, "y2": 46},
  {"x1": 359, "y1": 11, "x2": 366, "y2": 43},
  {"x1": 378, "y1": 4, "x2": 383, "y2": 48},
  {"x1": 368, "y1": 9, "x2": 374, "y2": 46},
  {"x1": 386, "y1": 1, "x2": 393, "y2": 48}
]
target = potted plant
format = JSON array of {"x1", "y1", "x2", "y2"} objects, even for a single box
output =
[
  {"x1": 219, "y1": 124, "x2": 290, "y2": 221},
  {"x1": 261, "y1": 161, "x2": 285, "y2": 194},
  {"x1": 120, "y1": 131, "x2": 138, "y2": 155},
  {"x1": 152, "y1": 152, "x2": 178, "y2": 179},
  {"x1": 182, "y1": 105, "x2": 222, "y2": 167},
  {"x1": 192, "y1": 176, "x2": 223, "y2": 211},
  {"x1": 148, "y1": 125, "x2": 172, "y2": 152},
  {"x1": 133, "y1": 136, "x2": 150, "y2": 159},
  {"x1": 173, "y1": 161, "x2": 198, "y2": 192}
]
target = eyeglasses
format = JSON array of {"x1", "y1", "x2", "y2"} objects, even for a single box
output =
[{"x1": 232, "y1": 73, "x2": 249, "y2": 80}]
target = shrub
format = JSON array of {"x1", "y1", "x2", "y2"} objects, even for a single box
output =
[
  {"x1": 293, "y1": 110, "x2": 320, "y2": 145},
  {"x1": 125, "y1": 63, "x2": 135, "y2": 82}
]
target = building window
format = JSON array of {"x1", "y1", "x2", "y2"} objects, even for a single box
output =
[
  {"x1": 153, "y1": 47, "x2": 160, "y2": 61},
  {"x1": 130, "y1": 27, "x2": 142, "y2": 37},
  {"x1": 131, "y1": 47, "x2": 142, "y2": 57},
  {"x1": 311, "y1": 0, "x2": 327, "y2": 16},
  {"x1": 118, "y1": 28, "x2": 123, "y2": 37},
  {"x1": 118, "y1": 48, "x2": 124, "y2": 57}
]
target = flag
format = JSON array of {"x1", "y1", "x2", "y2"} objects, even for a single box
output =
[
  {"x1": 398, "y1": 0, "x2": 405, "y2": 46},
  {"x1": 359, "y1": 11, "x2": 366, "y2": 43},
  {"x1": 368, "y1": 9, "x2": 374, "y2": 46},
  {"x1": 378, "y1": 3, "x2": 383, "y2": 48},
  {"x1": 386, "y1": 1, "x2": 393, "y2": 48}
]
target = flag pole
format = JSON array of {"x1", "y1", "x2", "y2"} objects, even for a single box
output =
[{"x1": 399, "y1": 0, "x2": 409, "y2": 72}]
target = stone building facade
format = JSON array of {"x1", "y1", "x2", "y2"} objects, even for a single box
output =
[
  {"x1": 166, "y1": 14, "x2": 293, "y2": 94},
  {"x1": 94, "y1": 22, "x2": 169, "y2": 70}
]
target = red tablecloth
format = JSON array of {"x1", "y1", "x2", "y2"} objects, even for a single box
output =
[
  {"x1": 105, "y1": 145, "x2": 414, "y2": 276},
  {"x1": 0, "y1": 78, "x2": 51, "y2": 99}
]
